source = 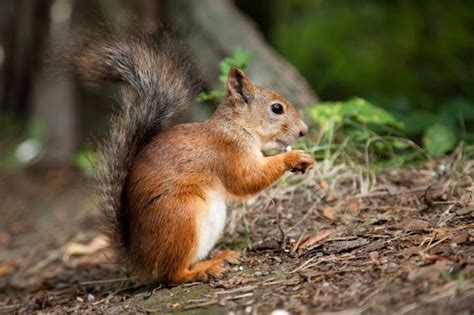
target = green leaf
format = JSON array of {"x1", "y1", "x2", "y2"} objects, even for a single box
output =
[
  {"x1": 347, "y1": 98, "x2": 402, "y2": 127},
  {"x1": 423, "y1": 123, "x2": 457, "y2": 156},
  {"x1": 400, "y1": 110, "x2": 437, "y2": 136},
  {"x1": 198, "y1": 47, "x2": 253, "y2": 104},
  {"x1": 218, "y1": 47, "x2": 253, "y2": 84},
  {"x1": 391, "y1": 139, "x2": 411, "y2": 150},
  {"x1": 440, "y1": 98, "x2": 474, "y2": 121},
  {"x1": 197, "y1": 90, "x2": 226, "y2": 102},
  {"x1": 309, "y1": 97, "x2": 402, "y2": 131},
  {"x1": 346, "y1": 128, "x2": 370, "y2": 142}
]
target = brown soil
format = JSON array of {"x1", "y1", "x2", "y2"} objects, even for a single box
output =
[{"x1": 0, "y1": 156, "x2": 473, "y2": 314}]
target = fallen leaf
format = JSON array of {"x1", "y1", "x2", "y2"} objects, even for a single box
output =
[
  {"x1": 364, "y1": 241, "x2": 385, "y2": 252},
  {"x1": 324, "y1": 195, "x2": 338, "y2": 203},
  {"x1": 418, "y1": 252, "x2": 452, "y2": 262},
  {"x1": 323, "y1": 207, "x2": 337, "y2": 220},
  {"x1": 428, "y1": 243, "x2": 453, "y2": 256},
  {"x1": 65, "y1": 251, "x2": 112, "y2": 268},
  {"x1": 318, "y1": 180, "x2": 329, "y2": 190},
  {"x1": 63, "y1": 235, "x2": 109, "y2": 261},
  {"x1": 404, "y1": 219, "x2": 429, "y2": 231},
  {"x1": 298, "y1": 229, "x2": 334, "y2": 251},
  {"x1": 346, "y1": 199, "x2": 363, "y2": 213},
  {"x1": 451, "y1": 231, "x2": 470, "y2": 244},
  {"x1": 402, "y1": 246, "x2": 421, "y2": 257},
  {"x1": 328, "y1": 238, "x2": 369, "y2": 254},
  {"x1": 282, "y1": 276, "x2": 301, "y2": 286},
  {"x1": 0, "y1": 260, "x2": 15, "y2": 276}
]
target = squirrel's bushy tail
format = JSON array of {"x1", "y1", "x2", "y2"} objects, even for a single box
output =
[{"x1": 68, "y1": 28, "x2": 201, "y2": 262}]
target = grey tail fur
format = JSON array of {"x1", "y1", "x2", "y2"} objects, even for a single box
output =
[{"x1": 68, "y1": 28, "x2": 201, "y2": 264}]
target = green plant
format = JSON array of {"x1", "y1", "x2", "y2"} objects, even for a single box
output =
[
  {"x1": 423, "y1": 123, "x2": 457, "y2": 157},
  {"x1": 310, "y1": 98, "x2": 402, "y2": 132},
  {"x1": 197, "y1": 47, "x2": 253, "y2": 103},
  {"x1": 270, "y1": 1, "x2": 474, "y2": 153},
  {"x1": 307, "y1": 98, "x2": 427, "y2": 169},
  {"x1": 401, "y1": 98, "x2": 474, "y2": 156}
]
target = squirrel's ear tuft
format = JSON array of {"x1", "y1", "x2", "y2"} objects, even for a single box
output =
[{"x1": 227, "y1": 67, "x2": 254, "y2": 104}]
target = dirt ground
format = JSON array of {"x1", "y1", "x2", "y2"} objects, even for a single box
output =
[{"x1": 0, "y1": 154, "x2": 473, "y2": 314}]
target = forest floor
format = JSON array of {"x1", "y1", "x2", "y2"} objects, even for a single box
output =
[{"x1": 0, "y1": 152, "x2": 473, "y2": 314}]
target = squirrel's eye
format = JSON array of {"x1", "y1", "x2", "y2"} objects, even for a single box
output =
[{"x1": 271, "y1": 103, "x2": 284, "y2": 114}]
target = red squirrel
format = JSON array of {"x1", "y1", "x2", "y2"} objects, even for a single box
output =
[{"x1": 69, "y1": 28, "x2": 314, "y2": 283}]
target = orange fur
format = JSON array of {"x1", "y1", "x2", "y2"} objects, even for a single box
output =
[
  {"x1": 124, "y1": 68, "x2": 314, "y2": 283},
  {"x1": 68, "y1": 29, "x2": 313, "y2": 284}
]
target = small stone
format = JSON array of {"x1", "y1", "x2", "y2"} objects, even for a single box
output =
[
  {"x1": 271, "y1": 309, "x2": 290, "y2": 315},
  {"x1": 245, "y1": 306, "x2": 252, "y2": 313},
  {"x1": 239, "y1": 266, "x2": 244, "y2": 271},
  {"x1": 86, "y1": 294, "x2": 95, "y2": 303},
  {"x1": 143, "y1": 291, "x2": 153, "y2": 300},
  {"x1": 387, "y1": 262, "x2": 399, "y2": 272},
  {"x1": 285, "y1": 146, "x2": 292, "y2": 152},
  {"x1": 438, "y1": 164, "x2": 447, "y2": 173},
  {"x1": 254, "y1": 271, "x2": 263, "y2": 277}
]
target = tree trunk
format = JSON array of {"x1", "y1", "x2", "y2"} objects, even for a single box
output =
[
  {"x1": 0, "y1": 0, "x2": 51, "y2": 120},
  {"x1": 30, "y1": 0, "x2": 78, "y2": 165},
  {"x1": 165, "y1": 0, "x2": 319, "y2": 109}
]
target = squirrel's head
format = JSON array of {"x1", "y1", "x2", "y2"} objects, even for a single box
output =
[{"x1": 221, "y1": 67, "x2": 308, "y2": 151}]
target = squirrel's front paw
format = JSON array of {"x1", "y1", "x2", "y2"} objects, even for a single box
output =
[{"x1": 284, "y1": 150, "x2": 315, "y2": 173}]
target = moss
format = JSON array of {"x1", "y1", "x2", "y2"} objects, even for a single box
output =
[{"x1": 125, "y1": 284, "x2": 217, "y2": 313}]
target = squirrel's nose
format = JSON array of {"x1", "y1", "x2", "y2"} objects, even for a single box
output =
[{"x1": 298, "y1": 124, "x2": 308, "y2": 138}]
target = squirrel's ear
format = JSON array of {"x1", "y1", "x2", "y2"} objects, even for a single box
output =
[{"x1": 227, "y1": 67, "x2": 254, "y2": 104}]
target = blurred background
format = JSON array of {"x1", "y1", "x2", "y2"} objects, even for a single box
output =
[
  {"x1": 1, "y1": 0, "x2": 473, "y2": 171},
  {"x1": 2, "y1": 2, "x2": 474, "y2": 312}
]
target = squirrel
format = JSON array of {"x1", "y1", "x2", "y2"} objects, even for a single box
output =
[{"x1": 68, "y1": 28, "x2": 314, "y2": 283}]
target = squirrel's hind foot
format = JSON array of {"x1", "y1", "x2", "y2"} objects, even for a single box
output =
[
  {"x1": 170, "y1": 250, "x2": 241, "y2": 283},
  {"x1": 213, "y1": 249, "x2": 241, "y2": 265}
]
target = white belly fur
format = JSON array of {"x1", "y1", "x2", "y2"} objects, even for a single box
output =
[{"x1": 195, "y1": 191, "x2": 227, "y2": 260}]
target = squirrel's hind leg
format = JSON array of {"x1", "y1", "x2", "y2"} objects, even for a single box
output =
[{"x1": 169, "y1": 249, "x2": 240, "y2": 283}]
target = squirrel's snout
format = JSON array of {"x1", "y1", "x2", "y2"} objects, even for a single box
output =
[{"x1": 298, "y1": 124, "x2": 308, "y2": 138}]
